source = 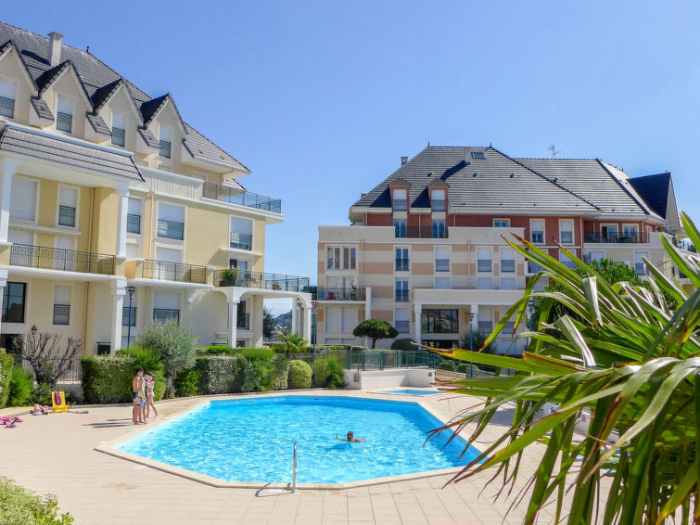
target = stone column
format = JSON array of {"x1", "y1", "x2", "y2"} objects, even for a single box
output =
[
  {"x1": 303, "y1": 303, "x2": 312, "y2": 341},
  {"x1": 0, "y1": 269, "x2": 7, "y2": 336},
  {"x1": 291, "y1": 301, "x2": 297, "y2": 335},
  {"x1": 413, "y1": 302, "x2": 422, "y2": 344},
  {"x1": 110, "y1": 279, "x2": 127, "y2": 353},
  {"x1": 227, "y1": 300, "x2": 239, "y2": 347},
  {"x1": 365, "y1": 287, "x2": 372, "y2": 320},
  {"x1": 115, "y1": 185, "x2": 129, "y2": 257},
  {"x1": 0, "y1": 160, "x2": 18, "y2": 243}
]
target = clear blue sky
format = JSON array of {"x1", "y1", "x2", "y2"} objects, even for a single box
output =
[{"x1": 4, "y1": 2, "x2": 699, "y2": 314}]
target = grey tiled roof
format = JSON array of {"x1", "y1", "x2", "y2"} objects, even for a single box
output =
[
  {"x1": 628, "y1": 173, "x2": 671, "y2": 219},
  {"x1": 30, "y1": 97, "x2": 53, "y2": 121},
  {"x1": 0, "y1": 123, "x2": 144, "y2": 181},
  {"x1": 140, "y1": 94, "x2": 169, "y2": 128},
  {"x1": 0, "y1": 21, "x2": 248, "y2": 174},
  {"x1": 36, "y1": 61, "x2": 70, "y2": 95},
  {"x1": 354, "y1": 146, "x2": 598, "y2": 212},
  {"x1": 138, "y1": 127, "x2": 159, "y2": 149},
  {"x1": 91, "y1": 79, "x2": 123, "y2": 113},
  {"x1": 86, "y1": 113, "x2": 110, "y2": 136}
]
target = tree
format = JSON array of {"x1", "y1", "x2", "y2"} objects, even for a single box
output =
[
  {"x1": 390, "y1": 337, "x2": 416, "y2": 351},
  {"x1": 276, "y1": 331, "x2": 307, "y2": 358},
  {"x1": 424, "y1": 212, "x2": 700, "y2": 524},
  {"x1": 139, "y1": 320, "x2": 196, "y2": 398},
  {"x1": 352, "y1": 319, "x2": 398, "y2": 349},
  {"x1": 262, "y1": 306, "x2": 274, "y2": 339},
  {"x1": 21, "y1": 332, "x2": 82, "y2": 387}
]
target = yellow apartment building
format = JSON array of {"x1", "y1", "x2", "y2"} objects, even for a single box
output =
[{"x1": 0, "y1": 23, "x2": 312, "y2": 357}]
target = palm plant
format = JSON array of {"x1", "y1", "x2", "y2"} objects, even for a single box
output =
[
  {"x1": 276, "y1": 331, "x2": 308, "y2": 358},
  {"x1": 428, "y1": 212, "x2": 700, "y2": 524}
]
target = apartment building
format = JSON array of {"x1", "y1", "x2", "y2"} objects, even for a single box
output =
[
  {"x1": 0, "y1": 22, "x2": 312, "y2": 357},
  {"x1": 316, "y1": 146, "x2": 686, "y2": 351}
]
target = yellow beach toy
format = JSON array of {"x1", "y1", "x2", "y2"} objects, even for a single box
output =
[{"x1": 51, "y1": 391, "x2": 68, "y2": 413}]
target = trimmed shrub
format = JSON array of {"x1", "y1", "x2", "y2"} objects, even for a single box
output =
[
  {"x1": 196, "y1": 356, "x2": 239, "y2": 394},
  {"x1": 80, "y1": 355, "x2": 136, "y2": 404},
  {"x1": 237, "y1": 357, "x2": 261, "y2": 392},
  {"x1": 312, "y1": 357, "x2": 346, "y2": 389},
  {"x1": 0, "y1": 349, "x2": 14, "y2": 408},
  {"x1": 311, "y1": 358, "x2": 330, "y2": 388},
  {"x1": 0, "y1": 476, "x2": 74, "y2": 524},
  {"x1": 438, "y1": 360, "x2": 457, "y2": 372},
  {"x1": 390, "y1": 338, "x2": 416, "y2": 351},
  {"x1": 196, "y1": 345, "x2": 235, "y2": 356},
  {"x1": 288, "y1": 360, "x2": 312, "y2": 389},
  {"x1": 8, "y1": 366, "x2": 33, "y2": 407},
  {"x1": 271, "y1": 356, "x2": 289, "y2": 390},
  {"x1": 175, "y1": 367, "x2": 202, "y2": 397}
]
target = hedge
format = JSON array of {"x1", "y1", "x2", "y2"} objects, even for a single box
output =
[
  {"x1": 0, "y1": 349, "x2": 14, "y2": 409},
  {"x1": 0, "y1": 476, "x2": 73, "y2": 524},
  {"x1": 288, "y1": 360, "x2": 312, "y2": 389},
  {"x1": 196, "y1": 356, "x2": 239, "y2": 394},
  {"x1": 81, "y1": 355, "x2": 166, "y2": 404}
]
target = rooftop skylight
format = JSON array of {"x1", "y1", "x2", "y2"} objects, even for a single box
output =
[{"x1": 471, "y1": 151, "x2": 485, "y2": 159}]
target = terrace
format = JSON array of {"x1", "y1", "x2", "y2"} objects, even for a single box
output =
[
  {"x1": 202, "y1": 182, "x2": 282, "y2": 214},
  {"x1": 214, "y1": 269, "x2": 309, "y2": 292},
  {"x1": 314, "y1": 287, "x2": 366, "y2": 301},
  {"x1": 9, "y1": 244, "x2": 115, "y2": 275}
]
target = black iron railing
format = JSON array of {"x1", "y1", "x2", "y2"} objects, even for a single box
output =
[
  {"x1": 477, "y1": 260, "x2": 492, "y2": 272},
  {"x1": 127, "y1": 214, "x2": 141, "y2": 234},
  {"x1": 395, "y1": 320, "x2": 410, "y2": 333},
  {"x1": 58, "y1": 205, "x2": 75, "y2": 227},
  {"x1": 10, "y1": 244, "x2": 115, "y2": 275},
  {"x1": 214, "y1": 270, "x2": 310, "y2": 292},
  {"x1": 435, "y1": 259, "x2": 450, "y2": 272},
  {"x1": 202, "y1": 182, "x2": 282, "y2": 213},
  {"x1": 57, "y1": 112, "x2": 72, "y2": 132},
  {"x1": 314, "y1": 287, "x2": 366, "y2": 301},
  {"x1": 111, "y1": 127, "x2": 125, "y2": 147},
  {"x1": 153, "y1": 308, "x2": 179, "y2": 324},
  {"x1": 22, "y1": 358, "x2": 81, "y2": 382},
  {"x1": 157, "y1": 219, "x2": 184, "y2": 240},
  {"x1": 237, "y1": 312, "x2": 250, "y2": 330},
  {"x1": 143, "y1": 259, "x2": 207, "y2": 284},
  {"x1": 584, "y1": 231, "x2": 648, "y2": 244},
  {"x1": 159, "y1": 140, "x2": 171, "y2": 158},
  {"x1": 230, "y1": 231, "x2": 252, "y2": 250},
  {"x1": 53, "y1": 304, "x2": 70, "y2": 325},
  {"x1": 0, "y1": 96, "x2": 14, "y2": 118},
  {"x1": 395, "y1": 289, "x2": 409, "y2": 302}
]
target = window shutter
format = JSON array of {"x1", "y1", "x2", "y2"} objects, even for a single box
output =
[
  {"x1": 57, "y1": 96, "x2": 72, "y2": 115},
  {"x1": 112, "y1": 113, "x2": 125, "y2": 129},
  {"x1": 342, "y1": 308, "x2": 356, "y2": 332},
  {"x1": 0, "y1": 79, "x2": 15, "y2": 99},
  {"x1": 435, "y1": 247, "x2": 449, "y2": 260},
  {"x1": 160, "y1": 126, "x2": 171, "y2": 142},
  {"x1": 159, "y1": 203, "x2": 184, "y2": 222},
  {"x1": 54, "y1": 286, "x2": 71, "y2": 305},
  {"x1": 154, "y1": 292, "x2": 180, "y2": 309},
  {"x1": 128, "y1": 198, "x2": 140, "y2": 215},
  {"x1": 230, "y1": 217, "x2": 252, "y2": 234},
  {"x1": 10, "y1": 178, "x2": 36, "y2": 220},
  {"x1": 477, "y1": 248, "x2": 491, "y2": 260},
  {"x1": 156, "y1": 247, "x2": 181, "y2": 263},
  {"x1": 326, "y1": 307, "x2": 342, "y2": 332},
  {"x1": 59, "y1": 187, "x2": 77, "y2": 207}
]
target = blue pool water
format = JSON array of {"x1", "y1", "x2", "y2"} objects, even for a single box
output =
[
  {"x1": 386, "y1": 389, "x2": 441, "y2": 396},
  {"x1": 116, "y1": 396, "x2": 478, "y2": 484}
]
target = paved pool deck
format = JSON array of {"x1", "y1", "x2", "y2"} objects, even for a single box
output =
[{"x1": 0, "y1": 390, "x2": 561, "y2": 525}]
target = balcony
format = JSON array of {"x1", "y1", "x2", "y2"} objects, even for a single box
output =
[
  {"x1": 127, "y1": 214, "x2": 141, "y2": 234},
  {"x1": 142, "y1": 260, "x2": 207, "y2": 284},
  {"x1": 58, "y1": 205, "x2": 76, "y2": 227},
  {"x1": 153, "y1": 308, "x2": 179, "y2": 324},
  {"x1": 584, "y1": 231, "x2": 648, "y2": 244},
  {"x1": 53, "y1": 304, "x2": 70, "y2": 325},
  {"x1": 157, "y1": 219, "x2": 184, "y2": 240},
  {"x1": 214, "y1": 270, "x2": 310, "y2": 292},
  {"x1": 397, "y1": 226, "x2": 449, "y2": 239},
  {"x1": 314, "y1": 287, "x2": 366, "y2": 301},
  {"x1": 202, "y1": 182, "x2": 282, "y2": 213},
  {"x1": 230, "y1": 231, "x2": 252, "y2": 251},
  {"x1": 122, "y1": 306, "x2": 137, "y2": 326},
  {"x1": 10, "y1": 244, "x2": 115, "y2": 275},
  {"x1": 237, "y1": 313, "x2": 250, "y2": 330},
  {"x1": 0, "y1": 96, "x2": 14, "y2": 118}
]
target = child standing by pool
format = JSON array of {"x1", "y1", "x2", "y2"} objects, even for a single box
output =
[{"x1": 145, "y1": 372, "x2": 158, "y2": 419}]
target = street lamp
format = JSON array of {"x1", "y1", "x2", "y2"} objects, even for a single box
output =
[
  {"x1": 467, "y1": 312, "x2": 475, "y2": 378},
  {"x1": 31, "y1": 325, "x2": 38, "y2": 336},
  {"x1": 126, "y1": 286, "x2": 137, "y2": 353},
  {"x1": 526, "y1": 298, "x2": 536, "y2": 351},
  {"x1": 311, "y1": 301, "x2": 318, "y2": 358}
]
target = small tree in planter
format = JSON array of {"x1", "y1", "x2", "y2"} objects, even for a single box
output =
[
  {"x1": 352, "y1": 319, "x2": 398, "y2": 349},
  {"x1": 140, "y1": 320, "x2": 197, "y2": 398},
  {"x1": 21, "y1": 331, "x2": 82, "y2": 387},
  {"x1": 218, "y1": 267, "x2": 238, "y2": 286}
]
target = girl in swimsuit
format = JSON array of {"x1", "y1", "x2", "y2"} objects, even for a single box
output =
[{"x1": 145, "y1": 372, "x2": 158, "y2": 419}]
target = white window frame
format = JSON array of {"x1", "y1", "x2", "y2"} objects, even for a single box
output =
[
  {"x1": 493, "y1": 218, "x2": 510, "y2": 228},
  {"x1": 435, "y1": 276, "x2": 450, "y2": 289},
  {"x1": 500, "y1": 247, "x2": 515, "y2": 273},
  {"x1": 0, "y1": 75, "x2": 17, "y2": 119},
  {"x1": 392, "y1": 188, "x2": 407, "y2": 211},
  {"x1": 434, "y1": 246, "x2": 450, "y2": 273},
  {"x1": 622, "y1": 223, "x2": 639, "y2": 242},
  {"x1": 395, "y1": 246, "x2": 410, "y2": 272},
  {"x1": 395, "y1": 278, "x2": 410, "y2": 302},
  {"x1": 477, "y1": 247, "x2": 492, "y2": 273},
  {"x1": 229, "y1": 215, "x2": 253, "y2": 251},
  {"x1": 127, "y1": 197, "x2": 142, "y2": 235},
  {"x1": 530, "y1": 219, "x2": 545, "y2": 244},
  {"x1": 111, "y1": 111, "x2": 127, "y2": 147},
  {"x1": 56, "y1": 184, "x2": 79, "y2": 229},
  {"x1": 559, "y1": 219, "x2": 574, "y2": 245},
  {"x1": 326, "y1": 245, "x2": 357, "y2": 271},
  {"x1": 600, "y1": 223, "x2": 619, "y2": 242},
  {"x1": 10, "y1": 175, "x2": 39, "y2": 222},
  {"x1": 55, "y1": 93, "x2": 75, "y2": 133},
  {"x1": 431, "y1": 189, "x2": 446, "y2": 212}
]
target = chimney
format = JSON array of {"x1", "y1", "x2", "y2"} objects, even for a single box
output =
[
  {"x1": 400, "y1": 156, "x2": 408, "y2": 166},
  {"x1": 48, "y1": 31, "x2": 64, "y2": 67}
]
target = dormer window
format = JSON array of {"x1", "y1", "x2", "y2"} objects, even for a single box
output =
[
  {"x1": 431, "y1": 189, "x2": 446, "y2": 212},
  {"x1": 159, "y1": 126, "x2": 172, "y2": 158},
  {"x1": 56, "y1": 95, "x2": 72, "y2": 133},
  {"x1": 0, "y1": 78, "x2": 16, "y2": 119},
  {"x1": 471, "y1": 151, "x2": 485, "y2": 159},
  {"x1": 392, "y1": 189, "x2": 407, "y2": 211},
  {"x1": 111, "y1": 112, "x2": 126, "y2": 147}
]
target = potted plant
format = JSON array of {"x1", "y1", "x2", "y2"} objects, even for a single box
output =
[{"x1": 219, "y1": 267, "x2": 238, "y2": 286}]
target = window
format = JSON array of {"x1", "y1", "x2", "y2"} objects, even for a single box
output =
[
  {"x1": 123, "y1": 304, "x2": 137, "y2": 326},
  {"x1": 471, "y1": 151, "x2": 485, "y2": 159},
  {"x1": 392, "y1": 189, "x2": 407, "y2": 211},
  {"x1": 153, "y1": 291, "x2": 180, "y2": 324},
  {"x1": 500, "y1": 247, "x2": 515, "y2": 273},
  {"x1": 58, "y1": 186, "x2": 77, "y2": 227},
  {"x1": 395, "y1": 308, "x2": 410, "y2": 333},
  {"x1": 395, "y1": 279, "x2": 409, "y2": 302},
  {"x1": 478, "y1": 310, "x2": 493, "y2": 334},
  {"x1": 586, "y1": 250, "x2": 605, "y2": 263},
  {"x1": 394, "y1": 220, "x2": 407, "y2": 238},
  {"x1": 325, "y1": 307, "x2": 357, "y2": 333},
  {"x1": 531, "y1": 219, "x2": 544, "y2": 244},
  {"x1": 435, "y1": 277, "x2": 450, "y2": 289},
  {"x1": 500, "y1": 278, "x2": 516, "y2": 290},
  {"x1": 494, "y1": 218, "x2": 510, "y2": 228},
  {"x1": 126, "y1": 243, "x2": 139, "y2": 258},
  {"x1": 53, "y1": 286, "x2": 70, "y2": 325},
  {"x1": 56, "y1": 95, "x2": 72, "y2": 132},
  {"x1": 158, "y1": 204, "x2": 184, "y2": 240},
  {"x1": 560, "y1": 220, "x2": 573, "y2": 244},
  {"x1": 623, "y1": 224, "x2": 639, "y2": 242},
  {"x1": 432, "y1": 220, "x2": 446, "y2": 238},
  {"x1": 127, "y1": 198, "x2": 141, "y2": 234},
  {"x1": 326, "y1": 246, "x2": 356, "y2": 270},
  {"x1": 326, "y1": 246, "x2": 339, "y2": 270},
  {"x1": 601, "y1": 224, "x2": 618, "y2": 243},
  {"x1": 559, "y1": 250, "x2": 576, "y2": 269},
  {"x1": 634, "y1": 252, "x2": 648, "y2": 276},
  {"x1": 477, "y1": 277, "x2": 492, "y2": 290},
  {"x1": 477, "y1": 247, "x2": 492, "y2": 272},
  {"x1": 431, "y1": 190, "x2": 446, "y2": 212},
  {"x1": 159, "y1": 126, "x2": 172, "y2": 158},
  {"x1": 343, "y1": 247, "x2": 356, "y2": 270},
  {"x1": 111, "y1": 112, "x2": 126, "y2": 147},
  {"x1": 395, "y1": 247, "x2": 409, "y2": 271},
  {"x1": 10, "y1": 177, "x2": 37, "y2": 221},
  {"x1": 230, "y1": 217, "x2": 252, "y2": 250},
  {"x1": 435, "y1": 247, "x2": 450, "y2": 272},
  {"x1": 0, "y1": 78, "x2": 16, "y2": 118},
  {"x1": 422, "y1": 309, "x2": 458, "y2": 334},
  {"x1": 2, "y1": 282, "x2": 26, "y2": 323}
]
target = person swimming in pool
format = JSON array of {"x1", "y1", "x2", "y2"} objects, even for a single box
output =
[{"x1": 337, "y1": 431, "x2": 365, "y2": 443}]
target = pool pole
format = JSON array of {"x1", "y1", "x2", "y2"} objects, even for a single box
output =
[{"x1": 292, "y1": 442, "x2": 297, "y2": 494}]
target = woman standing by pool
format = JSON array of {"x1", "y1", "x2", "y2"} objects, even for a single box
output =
[{"x1": 145, "y1": 372, "x2": 158, "y2": 419}]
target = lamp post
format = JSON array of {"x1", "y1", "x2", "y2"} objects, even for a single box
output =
[
  {"x1": 31, "y1": 325, "x2": 38, "y2": 336},
  {"x1": 468, "y1": 312, "x2": 475, "y2": 378},
  {"x1": 527, "y1": 298, "x2": 536, "y2": 350},
  {"x1": 126, "y1": 286, "x2": 136, "y2": 354},
  {"x1": 311, "y1": 301, "x2": 318, "y2": 358}
]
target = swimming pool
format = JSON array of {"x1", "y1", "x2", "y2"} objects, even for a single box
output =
[
  {"x1": 115, "y1": 395, "x2": 478, "y2": 485},
  {"x1": 386, "y1": 389, "x2": 442, "y2": 396}
]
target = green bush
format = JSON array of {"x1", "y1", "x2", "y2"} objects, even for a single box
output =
[
  {"x1": 0, "y1": 477, "x2": 73, "y2": 524},
  {"x1": 311, "y1": 358, "x2": 330, "y2": 387},
  {"x1": 0, "y1": 349, "x2": 14, "y2": 408},
  {"x1": 80, "y1": 355, "x2": 136, "y2": 404},
  {"x1": 237, "y1": 357, "x2": 262, "y2": 392},
  {"x1": 140, "y1": 320, "x2": 197, "y2": 397},
  {"x1": 325, "y1": 357, "x2": 345, "y2": 389},
  {"x1": 196, "y1": 345, "x2": 236, "y2": 356},
  {"x1": 271, "y1": 356, "x2": 289, "y2": 390},
  {"x1": 152, "y1": 371, "x2": 166, "y2": 401},
  {"x1": 32, "y1": 383, "x2": 54, "y2": 406},
  {"x1": 174, "y1": 367, "x2": 201, "y2": 397},
  {"x1": 118, "y1": 346, "x2": 163, "y2": 374},
  {"x1": 311, "y1": 357, "x2": 345, "y2": 389},
  {"x1": 438, "y1": 360, "x2": 457, "y2": 372},
  {"x1": 288, "y1": 360, "x2": 312, "y2": 389},
  {"x1": 390, "y1": 338, "x2": 416, "y2": 351},
  {"x1": 8, "y1": 366, "x2": 33, "y2": 407},
  {"x1": 240, "y1": 348, "x2": 275, "y2": 360},
  {"x1": 196, "y1": 356, "x2": 239, "y2": 394}
]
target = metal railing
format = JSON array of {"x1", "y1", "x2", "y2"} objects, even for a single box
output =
[
  {"x1": 230, "y1": 231, "x2": 252, "y2": 250},
  {"x1": 477, "y1": 260, "x2": 492, "y2": 272},
  {"x1": 396, "y1": 226, "x2": 449, "y2": 239},
  {"x1": 584, "y1": 231, "x2": 648, "y2": 244},
  {"x1": 122, "y1": 306, "x2": 137, "y2": 327},
  {"x1": 435, "y1": 259, "x2": 450, "y2": 272},
  {"x1": 214, "y1": 270, "x2": 310, "y2": 292},
  {"x1": 127, "y1": 213, "x2": 141, "y2": 234},
  {"x1": 395, "y1": 320, "x2": 410, "y2": 333},
  {"x1": 10, "y1": 244, "x2": 115, "y2": 275},
  {"x1": 501, "y1": 260, "x2": 515, "y2": 273},
  {"x1": 53, "y1": 304, "x2": 70, "y2": 325},
  {"x1": 157, "y1": 219, "x2": 184, "y2": 240},
  {"x1": 237, "y1": 312, "x2": 250, "y2": 330},
  {"x1": 159, "y1": 140, "x2": 171, "y2": 158},
  {"x1": 153, "y1": 308, "x2": 180, "y2": 324},
  {"x1": 202, "y1": 182, "x2": 282, "y2": 213},
  {"x1": 57, "y1": 112, "x2": 72, "y2": 132},
  {"x1": 345, "y1": 349, "x2": 446, "y2": 371},
  {"x1": 111, "y1": 127, "x2": 125, "y2": 147},
  {"x1": 58, "y1": 205, "x2": 75, "y2": 227},
  {"x1": 21, "y1": 358, "x2": 82, "y2": 382},
  {"x1": 314, "y1": 287, "x2": 366, "y2": 301},
  {"x1": 0, "y1": 96, "x2": 14, "y2": 118},
  {"x1": 395, "y1": 289, "x2": 409, "y2": 302},
  {"x1": 291, "y1": 442, "x2": 297, "y2": 494},
  {"x1": 142, "y1": 259, "x2": 207, "y2": 284}
]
